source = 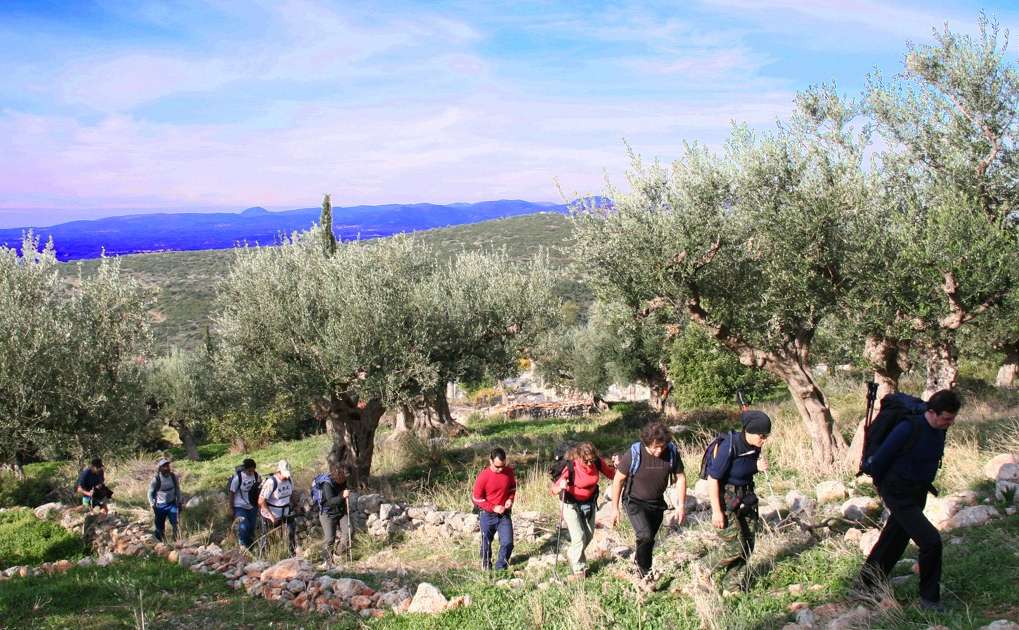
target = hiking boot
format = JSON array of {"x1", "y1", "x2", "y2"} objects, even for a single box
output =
[{"x1": 919, "y1": 598, "x2": 945, "y2": 613}]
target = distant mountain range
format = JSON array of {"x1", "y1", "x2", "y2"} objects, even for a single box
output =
[{"x1": 0, "y1": 200, "x2": 573, "y2": 261}]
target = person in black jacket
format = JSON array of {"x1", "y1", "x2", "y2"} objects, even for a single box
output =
[
  {"x1": 859, "y1": 389, "x2": 962, "y2": 612},
  {"x1": 320, "y1": 464, "x2": 353, "y2": 569}
]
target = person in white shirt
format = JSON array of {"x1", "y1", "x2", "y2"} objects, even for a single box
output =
[
  {"x1": 259, "y1": 459, "x2": 296, "y2": 555},
  {"x1": 229, "y1": 458, "x2": 260, "y2": 548}
]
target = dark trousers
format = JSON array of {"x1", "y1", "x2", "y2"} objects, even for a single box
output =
[
  {"x1": 480, "y1": 511, "x2": 514, "y2": 570},
  {"x1": 234, "y1": 506, "x2": 258, "y2": 548},
  {"x1": 863, "y1": 478, "x2": 942, "y2": 602},
  {"x1": 153, "y1": 504, "x2": 179, "y2": 542},
  {"x1": 264, "y1": 513, "x2": 298, "y2": 555},
  {"x1": 320, "y1": 512, "x2": 352, "y2": 563},
  {"x1": 625, "y1": 498, "x2": 665, "y2": 577}
]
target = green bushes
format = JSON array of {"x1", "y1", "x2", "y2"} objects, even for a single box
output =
[
  {"x1": 0, "y1": 509, "x2": 86, "y2": 568},
  {"x1": 668, "y1": 326, "x2": 785, "y2": 409},
  {"x1": 0, "y1": 461, "x2": 66, "y2": 509}
]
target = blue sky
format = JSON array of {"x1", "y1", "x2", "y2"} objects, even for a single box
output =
[{"x1": 0, "y1": 0, "x2": 1015, "y2": 227}]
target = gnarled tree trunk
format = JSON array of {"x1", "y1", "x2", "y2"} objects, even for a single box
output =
[
  {"x1": 171, "y1": 420, "x2": 200, "y2": 461},
  {"x1": 923, "y1": 340, "x2": 959, "y2": 400},
  {"x1": 647, "y1": 375, "x2": 671, "y2": 414},
  {"x1": 863, "y1": 335, "x2": 912, "y2": 400},
  {"x1": 393, "y1": 388, "x2": 466, "y2": 437},
  {"x1": 775, "y1": 359, "x2": 845, "y2": 465},
  {"x1": 996, "y1": 342, "x2": 1019, "y2": 389},
  {"x1": 324, "y1": 393, "x2": 385, "y2": 485}
]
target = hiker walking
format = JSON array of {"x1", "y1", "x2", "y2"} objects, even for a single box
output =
[
  {"x1": 259, "y1": 459, "x2": 297, "y2": 555},
  {"x1": 149, "y1": 458, "x2": 182, "y2": 542},
  {"x1": 76, "y1": 457, "x2": 110, "y2": 515},
  {"x1": 229, "y1": 458, "x2": 260, "y2": 549},
  {"x1": 472, "y1": 447, "x2": 517, "y2": 571},
  {"x1": 858, "y1": 389, "x2": 962, "y2": 612},
  {"x1": 609, "y1": 422, "x2": 686, "y2": 580},
  {"x1": 550, "y1": 442, "x2": 615, "y2": 579},
  {"x1": 705, "y1": 410, "x2": 771, "y2": 592},
  {"x1": 315, "y1": 464, "x2": 353, "y2": 569}
]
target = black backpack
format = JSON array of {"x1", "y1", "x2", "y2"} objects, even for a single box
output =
[
  {"x1": 859, "y1": 392, "x2": 926, "y2": 476},
  {"x1": 699, "y1": 431, "x2": 736, "y2": 480},
  {"x1": 548, "y1": 442, "x2": 579, "y2": 484}
]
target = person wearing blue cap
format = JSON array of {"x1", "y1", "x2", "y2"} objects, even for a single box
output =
[{"x1": 705, "y1": 409, "x2": 771, "y2": 592}]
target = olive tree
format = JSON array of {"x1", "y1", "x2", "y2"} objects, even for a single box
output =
[
  {"x1": 574, "y1": 87, "x2": 873, "y2": 463},
  {"x1": 0, "y1": 233, "x2": 154, "y2": 473},
  {"x1": 214, "y1": 227, "x2": 558, "y2": 479},
  {"x1": 867, "y1": 17, "x2": 1019, "y2": 398},
  {"x1": 145, "y1": 347, "x2": 215, "y2": 460}
]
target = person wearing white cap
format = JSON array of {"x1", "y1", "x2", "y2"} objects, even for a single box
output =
[
  {"x1": 259, "y1": 459, "x2": 296, "y2": 554},
  {"x1": 149, "y1": 458, "x2": 181, "y2": 542}
]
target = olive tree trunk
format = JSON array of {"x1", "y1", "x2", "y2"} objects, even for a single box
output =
[
  {"x1": 774, "y1": 358, "x2": 845, "y2": 465},
  {"x1": 324, "y1": 393, "x2": 385, "y2": 484},
  {"x1": 996, "y1": 342, "x2": 1019, "y2": 389},
  {"x1": 171, "y1": 420, "x2": 200, "y2": 461},
  {"x1": 864, "y1": 335, "x2": 911, "y2": 400},
  {"x1": 923, "y1": 340, "x2": 959, "y2": 400}
]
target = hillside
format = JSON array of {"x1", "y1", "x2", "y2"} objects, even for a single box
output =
[
  {"x1": 2, "y1": 378, "x2": 1017, "y2": 628},
  {"x1": 1, "y1": 200, "x2": 569, "y2": 261},
  {"x1": 64, "y1": 212, "x2": 582, "y2": 351}
]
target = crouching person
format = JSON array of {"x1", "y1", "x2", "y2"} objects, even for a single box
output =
[
  {"x1": 259, "y1": 459, "x2": 297, "y2": 555},
  {"x1": 319, "y1": 464, "x2": 353, "y2": 568},
  {"x1": 706, "y1": 410, "x2": 771, "y2": 592},
  {"x1": 77, "y1": 457, "x2": 110, "y2": 515},
  {"x1": 472, "y1": 447, "x2": 517, "y2": 571},
  {"x1": 149, "y1": 458, "x2": 182, "y2": 542}
]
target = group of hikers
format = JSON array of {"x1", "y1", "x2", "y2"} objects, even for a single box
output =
[{"x1": 73, "y1": 388, "x2": 963, "y2": 611}]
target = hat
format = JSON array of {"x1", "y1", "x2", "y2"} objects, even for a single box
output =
[
  {"x1": 156, "y1": 458, "x2": 171, "y2": 468},
  {"x1": 740, "y1": 410, "x2": 772, "y2": 435},
  {"x1": 276, "y1": 459, "x2": 291, "y2": 478}
]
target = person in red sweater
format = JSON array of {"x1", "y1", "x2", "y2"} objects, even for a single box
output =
[
  {"x1": 472, "y1": 447, "x2": 517, "y2": 570},
  {"x1": 551, "y1": 442, "x2": 615, "y2": 578}
]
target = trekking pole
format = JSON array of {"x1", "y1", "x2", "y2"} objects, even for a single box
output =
[
  {"x1": 553, "y1": 493, "x2": 565, "y2": 579},
  {"x1": 737, "y1": 390, "x2": 750, "y2": 412},
  {"x1": 345, "y1": 495, "x2": 354, "y2": 564},
  {"x1": 857, "y1": 382, "x2": 879, "y2": 476}
]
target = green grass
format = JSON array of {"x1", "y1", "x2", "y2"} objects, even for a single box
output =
[
  {"x1": 0, "y1": 555, "x2": 353, "y2": 629},
  {"x1": 0, "y1": 461, "x2": 68, "y2": 508},
  {"x1": 0, "y1": 509, "x2": 87, "y2": 568}
]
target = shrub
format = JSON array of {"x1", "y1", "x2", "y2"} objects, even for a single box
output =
[
  {"x1": 668, "y1": 326, "x2": 785, "y2": 409},
  {"x1": 0, "y1": 509, "x2": 87, "y2": 568}
]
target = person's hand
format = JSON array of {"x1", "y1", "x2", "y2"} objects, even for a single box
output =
[
  {"x1": 711, "y1": 510, "x2": 726, "y2": 529},
  {"x1": 672, "y1": 508, "x2": 686, "y2": 527},
  {"x1": 557, "y1": 479, "x2": 568, "y2": 492},
  {"x1": 504, "y1": 499, "x2": 513, "y2": 509},
  {"x1": 493, "y1": 504, "x2": 505, "y2": 514},
  {"x1": 611, "y1": 454, "x2": 621, "y2": 468},
  {"x1": 758, "y1": 456, "x2": 769, "y2": 472},
  {"x1": 342, "y1": 489, "x2": 350, "y2": 498},
  {"x1": 609, "y1": 508, "x2": 620, "y2": 528}
]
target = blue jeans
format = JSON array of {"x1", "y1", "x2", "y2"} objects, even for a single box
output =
[
  {"x1": 153, "y1": 504, "x2": 179, "y2": 542},
  {"x1": 234, "y1": 506, "x2": 258, "y2": 548},
  {"x1": 480, "y1": 511, "x2": 514, "y2": 570}
]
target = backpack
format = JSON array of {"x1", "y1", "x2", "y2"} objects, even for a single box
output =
[
  {"x1": 624, "y1": 441, "x2": 679, "y2": 498},
  {"x1": 548, "y1": 441, "x2": 579, "y2": 484},
  {"x1": 699, "y1": 431, "x2": 737, "y2": 480},
  {"x1": 228, "y1": 468, "x2": 260, "y2": 507},
  {"x1": 152, "y1": 472, "x2": 179, "y2": 505},
  {"x1": 859, "y1": 392, "x2": 927, "y2": 477},
  {"x1": 310, "y1": 473, "x2": 333, "y2": 509}
]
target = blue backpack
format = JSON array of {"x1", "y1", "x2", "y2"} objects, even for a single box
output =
[
  {"x1": 625, "y1": 441, "x2": 679, "y2": 497},
  {"x1": 310, "y1": 473, "x2": 332, "y2": 508}
]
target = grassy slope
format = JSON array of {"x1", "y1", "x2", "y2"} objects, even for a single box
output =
[
  {"x1": 64, "y1": 212, "x2": 579, "y2": 351},
  {"x1": 3, "y1": 378, "x2": 1018, "y2": 629}
]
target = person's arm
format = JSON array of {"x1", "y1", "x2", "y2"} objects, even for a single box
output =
[
  {"x1": 609, "y1": 472, "x2": 626, "y2": 527},
  {"x1": 598, "y1": 457, "x2": 616, "y2": 479},
  {"x1": 76, "y1": 470, "x2": 91, "y2": 497},
  {"x1": 323, "y1": 483, "x2": 345, "y2": 508},
  {"x1": 709, "y1": 476, "x2": 725, "y2": 529},
  {"x1": 866, "y1": 421, "x2": 913, "y2": 480},
  {"x1": 228, "y1": 475, "x2": 239, "y2": 511},
  {"x1": 672, "y1": 472, "x2": 687, "y2": 526},
  {"x1": 472, "y1": 470, "x2": 494, "y2": 512},
  {"x1": 505, "y1": 469, "x2": 517, "y2": 509},
  {"x1": 148, "y1": 476, "x2": 157, "y2": 507},
  {"x1": 258, "y1": 480, "x2": 275, "y2": 522},
  {"x1": 551, "y1": 466, "x2": 569, "y2": 496}
]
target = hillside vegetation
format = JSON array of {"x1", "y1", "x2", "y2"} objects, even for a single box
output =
[{"x1": 66, "y1": 212, "x2": 578, "y2": 350}]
